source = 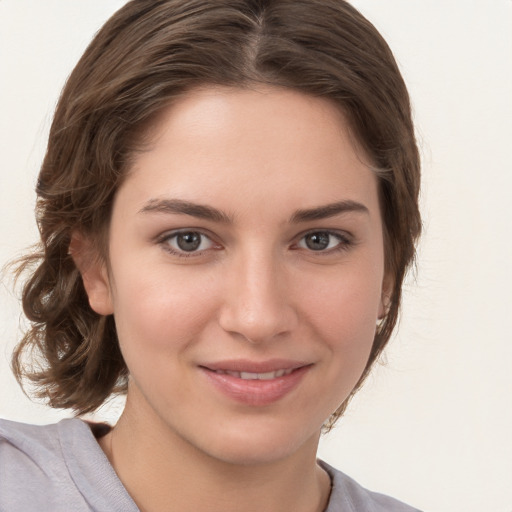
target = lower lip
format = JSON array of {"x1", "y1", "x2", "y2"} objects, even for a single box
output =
[{"x1": 201, "y1": 366, "x2": 310, "y2": 406}]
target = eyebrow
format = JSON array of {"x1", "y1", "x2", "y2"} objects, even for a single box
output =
[
  {"x1": 139, "y1": 198, "x2": 368, "y2": 224},
  {"x1": 290, "y1": 200, "x2": 369, "y2": 223},
  {"x1": 139, "y1": 198, "x2": 233, "y2": 223}
]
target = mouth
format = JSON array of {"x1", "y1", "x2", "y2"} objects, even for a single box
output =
[
  {"x1": 199, "y1": 360, "x2": 312, "y2": 406},
  {"x1": 209, "y1": 368, "x2": 295, "y2": 380}
]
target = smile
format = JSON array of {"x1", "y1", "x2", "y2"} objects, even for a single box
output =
[
  {"x1": 212, "y1": 369, "x2": 295, "y2": 380},
  {"x1": 200, "y1": 361, "x2": 311, "y2": 406}
]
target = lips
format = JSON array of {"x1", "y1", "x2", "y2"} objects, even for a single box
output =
[
  {"x1": 199, "y1": 359, "x2": 311, "y2": 406},
  {"x1": 210, "y1": 368, "x2": 295, "y2": 380}
]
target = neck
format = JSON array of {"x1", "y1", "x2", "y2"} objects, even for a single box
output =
[{"x1": 99, "y1": 395, "x2": 331, "y2": 512}]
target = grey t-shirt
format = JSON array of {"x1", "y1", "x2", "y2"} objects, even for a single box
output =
[{"x1": 0, "y1": 418, "x2": 421, "y2": 511}]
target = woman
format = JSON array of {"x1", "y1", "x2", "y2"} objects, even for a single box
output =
[{"x1": 0, "y1": 1, "x2": 422, "y2": 510}]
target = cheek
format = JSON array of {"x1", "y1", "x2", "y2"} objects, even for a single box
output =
[
  {"x1": 281, "y1": 269, "x2": 382, "y2": 423},
  {"x1": 110, "y1": 262, "x2": 221, "y2": 354},
  {"x1": 301, "y1": 265, "x2": 383, "y2": 353}
]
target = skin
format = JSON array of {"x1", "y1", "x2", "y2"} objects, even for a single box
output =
[{"x1": 77, "y1": 86, "x2": 389, "y2": 512}]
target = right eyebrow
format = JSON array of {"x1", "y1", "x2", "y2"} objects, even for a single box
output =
[{"x1": 138, "y1": 198, "x2": 233, "y2": 224}]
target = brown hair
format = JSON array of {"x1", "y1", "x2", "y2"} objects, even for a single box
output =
[{"x1": 12, "y1": 0, "x2": 421, "y2": 425}]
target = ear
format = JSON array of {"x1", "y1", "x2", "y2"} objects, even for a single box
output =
[
  {"x1": 69, "y1": 232, "x2": 114, "y2": 316},
  {"x1": 378, "y1": 273, "x2": 393, "y2": 320}
]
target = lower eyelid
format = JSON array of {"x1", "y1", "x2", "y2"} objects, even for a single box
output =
[
  {"x1": 295, "y1": 231, "x2": 352, "y2": 250},
  {"x1": 157, "y1": 230, "x2": 353, "y2": 256},
  {"x1": 158, "y1": 230, "x2": 216, "y2": 254}
]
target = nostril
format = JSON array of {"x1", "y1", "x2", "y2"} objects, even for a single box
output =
[{"x1": 217, "y1": 263, "x2": 299, "y2": 342}]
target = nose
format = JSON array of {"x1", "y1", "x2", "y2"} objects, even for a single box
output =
[{"x1": 218, "y1": 250, "x2": 298, "y2": 344}]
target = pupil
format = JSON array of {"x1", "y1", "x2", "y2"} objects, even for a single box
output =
[
  {"x1": 177, "y1": 232, "x2": 201, "y2": 251},
  {"x1": 306, "y1": 232, "x2": 329, "y2": 251}
]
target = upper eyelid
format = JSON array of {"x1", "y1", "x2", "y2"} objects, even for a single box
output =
[
  {"x1": 293, "y1": 228, "x2": 353, "y2": 242},
  {"x1": 157, "y1": 230, "x2": 219, "y2": 258},
  {"x1": 156, "y1": 227, "x2": 216, "y2": 242},
  {"x1": 154, "y1": 228, "x2": 354, "y2": 248},
  {"x1": 157, "y1": 229, "x2": 216, "y2": 246},
  {"x1": 292, "y1": 230, "x2": 355, "y2": 253}
]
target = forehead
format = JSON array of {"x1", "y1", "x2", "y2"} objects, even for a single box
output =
[
  {"x1": 118, "y1": 85, "x2": 379, "y2": 220},
  {"x1": 143, "y1": 85, "x2": 366, "y2": 164}
]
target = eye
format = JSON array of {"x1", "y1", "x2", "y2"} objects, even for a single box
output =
[
  {"x1": 161, "y1": 230, "x2": 215, "y2": 255},
  {"x1": 296, "y1": 231, "x2": 350, "y2": 252}
]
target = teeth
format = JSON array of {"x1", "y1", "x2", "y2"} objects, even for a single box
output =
[
  {"x1": 215, "y1": 369, "x2": 294, "y2": 380},
  {"x1": 240, "y1": 371, "x2": 259, "y2": 380}
]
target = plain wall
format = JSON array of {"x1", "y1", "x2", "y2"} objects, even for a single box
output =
[{"x1": 1, "y1": 2, "x2": 511, "y2": 511}]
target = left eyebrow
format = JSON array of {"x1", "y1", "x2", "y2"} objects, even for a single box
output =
[{"x1": 290, "y1": 200, "x2": 369, "y2": 223}]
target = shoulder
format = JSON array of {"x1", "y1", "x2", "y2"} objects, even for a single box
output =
[
  {"x1": 0, "y1": 417, "x2": 68, "y2": 474},
  {"x1": 0, "y1": 417, "x2": 136, "y2": 511},
  {"x1": 320, "y1": 460, "x2": 422, "y2": 512},
  {"x1": 0, "y1": 418, "x2": 83, "y2": 509},
  {"x1": 0, "y1": 416, "x2": 96, "y2": 463},
  {"x1": 0, "y1": 416, "x2": 64, "y2": 444}
]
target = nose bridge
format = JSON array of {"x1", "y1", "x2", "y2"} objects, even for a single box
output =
[{"x1": 219, "y1": 243, "x2": 296, "y2": 343}]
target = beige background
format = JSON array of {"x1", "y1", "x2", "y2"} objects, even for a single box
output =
[{"x1": 1, "y1": 1, "x2": 511, "y2": 511}]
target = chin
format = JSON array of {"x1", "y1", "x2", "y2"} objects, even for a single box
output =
[{"x1": 189, "y1": 417, "x2": 322, "y2": 467}]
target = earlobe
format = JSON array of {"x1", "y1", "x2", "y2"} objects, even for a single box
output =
[
  {"x1": 378, "y1": 274, "x2": 393, "y2": 320},
  {"x1": 378, "y1": 295, "x2": 390, "y2": 320},
  {"x1": 69, "y1": 232, "x2": 114, "y2": 316}
]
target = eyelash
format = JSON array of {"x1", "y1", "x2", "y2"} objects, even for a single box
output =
[
  {"x1": 157, "y1": 230, "x2": 219, "y2": 258},
  {"x1": 156, "y1": 229, "x2": 354, "y2": 258},
  {"x1": 293, "y1": 230, "x2": 353, "y2": 254}
]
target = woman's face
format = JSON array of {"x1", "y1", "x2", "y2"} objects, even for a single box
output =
[{"x1": 87, "y1": 86, "x2": 388, "y2": 465}]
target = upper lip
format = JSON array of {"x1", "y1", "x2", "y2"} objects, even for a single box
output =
[{"x1": 200, "y1": 359, "x2": 311, "y2": 373}]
